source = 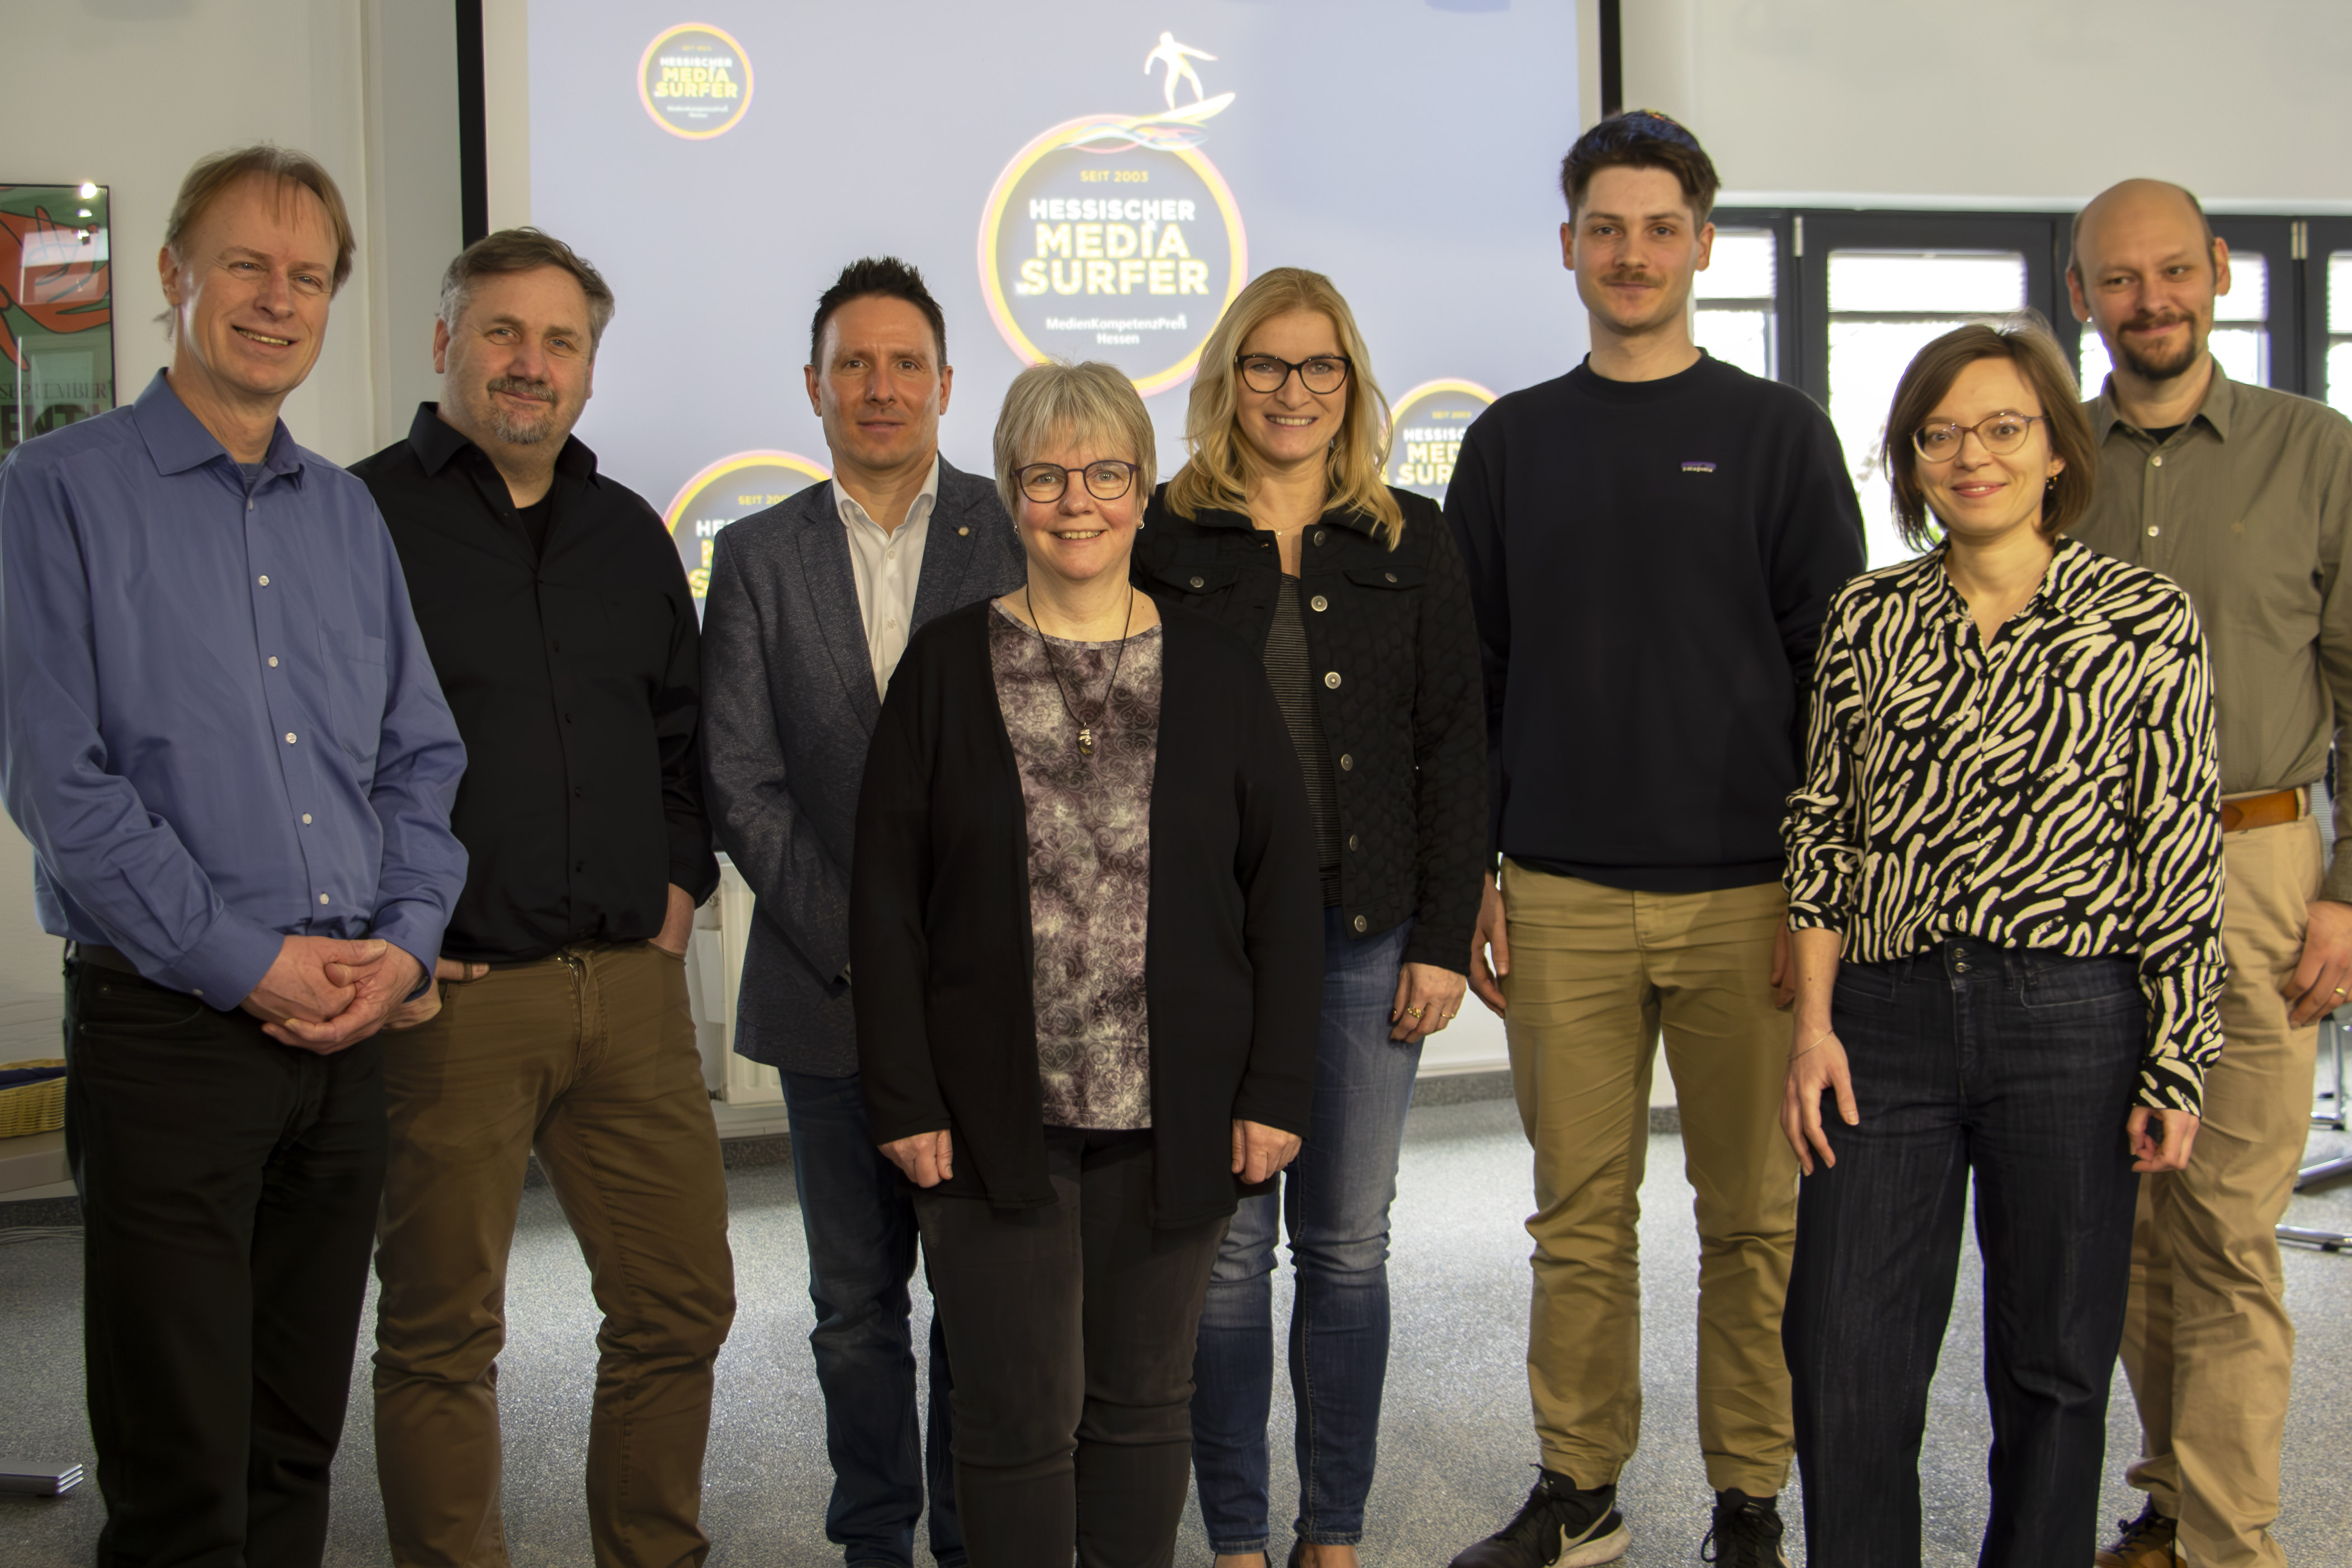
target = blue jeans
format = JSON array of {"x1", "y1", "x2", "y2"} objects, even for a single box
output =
[
  {"x1": 1782, "y1": 942, "x2": 2145, "y2": 1568},
  {"x1": 782, "y1": 1069, "x2": 962, "y2": 1567},
  {"x1": 1191, "y1": 910, "x2": 1420, "y2": 1552}
]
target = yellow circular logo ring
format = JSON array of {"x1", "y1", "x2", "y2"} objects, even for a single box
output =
[
  {"x1": 638, "y1": 23, "x2": 754, "y2": 141},
  {"x1": 977, "y1": 115, "x2": 1248, "y2": 398},
  {"x1": 665, "y1": 450, "x2": 830, "y2": 601},
  {"x1": 1384, "y1": 379, "x2": 1496, "y2": 500}
]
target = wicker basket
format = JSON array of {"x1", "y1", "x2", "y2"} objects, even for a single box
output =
[{"x1": 0, "y1": 1059, "x2": 67, "y2": 1139}]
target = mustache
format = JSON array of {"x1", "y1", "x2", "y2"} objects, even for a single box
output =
[
  {"x1": 2118, "y1": 308, "x2": 2195, "y2": 334},
  {"x1": 486, "y1": 375, "x2": 556, "y2": 405},
  {"x1": 1600, "y1": 270, "x2": 1666, "y2": 287}
]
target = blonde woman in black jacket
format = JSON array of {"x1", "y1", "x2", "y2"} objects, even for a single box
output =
[{"x1": 1133, "y1": 267, "x2": 1487, "y2": 1568}]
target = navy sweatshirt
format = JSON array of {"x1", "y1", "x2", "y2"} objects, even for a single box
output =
[{"x1": 1444, "y1": 351, "x2": 1866, "y2": 892}]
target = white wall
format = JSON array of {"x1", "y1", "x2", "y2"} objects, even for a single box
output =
[
  {"x1": 1626, "y1": 0, "x2": 2352, "y2": 209},
  {"x1": 0, "y1": 0, "x2": 459, "y2": 1057}
]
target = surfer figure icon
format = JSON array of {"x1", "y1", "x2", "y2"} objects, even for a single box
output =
[{"x1": 1144, "y1": 32, "x2": 1216, "y2": 108}]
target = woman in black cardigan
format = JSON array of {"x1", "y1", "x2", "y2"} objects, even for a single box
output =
[
  {"x1": 1132, "y1": 267, "x2": 1486, "y2": 1567},
  {"x1": 850, "y1": 359, "x2": 1323, "y2": 1567}
]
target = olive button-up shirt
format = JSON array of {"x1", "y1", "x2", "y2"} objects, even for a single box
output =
[{"x1": 2072, "y1": 362, "x2": 2352, "y2": 901}]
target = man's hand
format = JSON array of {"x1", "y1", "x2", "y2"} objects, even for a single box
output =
[
  {"x1": 1770, "y1": 919, "x2": 1797, "y2": 1010},
  {"x1": 1231, "y1": 1120, "x2": 1302, "y2": 1184},
  {"x1": 1780, "y1": 1022, "x2": 1857, "y2": 1176},
  {"x1": 2283, "y1": 897, "x2": 2352, "y2": 1027},
  {"x1": 1390, "y1": 962, "x2": 1470, "y2": 1043},
  {"x1": 651, "y1": 883, "x2": 697, "y2": 958},
  {"x1": 1468, "y1": 876, "x2": 1509, "y2": 1018},
  {"x1": 239, "y1": 934, "x2": 375, "y2": 1029},
  {"x1": 259, "y1": 943, "x2": 424, "y2": 1055},
  {"x1": 382, "y1": 956, "x2": 490, "y2": 1032},
  {"x1": 2128, "y1": 1107, "x2": 2202, "y2": 1173},
  {"x1": 881, "y1": 1129, "x2": 953, "y2": 1187}
]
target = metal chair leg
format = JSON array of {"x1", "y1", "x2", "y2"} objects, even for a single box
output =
[{"x1": 2280, "y1": 1011, "x2": 2352, "y2": 1252}]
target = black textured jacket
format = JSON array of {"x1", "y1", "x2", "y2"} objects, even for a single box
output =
[
  {"x1": 849, "y1": 596, "x2": 1323, "y2": 1225},
  {"x1": 1134, "y1": 483, "x2": 1486, "y2": 972}
]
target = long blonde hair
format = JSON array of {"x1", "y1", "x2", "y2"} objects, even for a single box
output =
[{"x1": 1164, "y1": 267, "x2": 1406, "y2": 547}]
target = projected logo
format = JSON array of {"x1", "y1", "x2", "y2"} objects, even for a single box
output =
[
  {"x1": 977, "y1": 32, "x2": 1248, "y2": 396},
  {"x1": 666, "y1": 450, "x2": 830, "y2": 602},
  {"x1": 1385, "y1": 380, "x2": 1495, "y2": 500},
  {"x1": 639, "y1": 23, "x2": 754, "y2": 140}
]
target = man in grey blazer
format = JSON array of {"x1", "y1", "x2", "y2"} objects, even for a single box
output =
[{"x1": 701, "y1": 257, "x2": 1023, "y2": 1568}]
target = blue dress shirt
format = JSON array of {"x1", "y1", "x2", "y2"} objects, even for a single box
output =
[{"x1": 0, "y1": 371, "x2": 467, "y2": 1007}]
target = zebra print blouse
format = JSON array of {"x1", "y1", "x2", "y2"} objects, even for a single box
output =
[{"x1": 1783, "y1": 538, "x2": 2226, "y2": 1114}]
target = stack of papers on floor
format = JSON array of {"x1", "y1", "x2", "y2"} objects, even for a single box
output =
[{"x1": 0, "y1": 1458, "x2": 84, "y2": 1495}]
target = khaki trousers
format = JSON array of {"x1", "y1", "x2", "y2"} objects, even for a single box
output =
[
  {"x1": 372, "y1": 942, "x2": 737, "y2": 1568},
  {"x1": 1500, "y1": 862, "x2": 1799, "y2": 1495},
  {"x1": 2123, "y1": 815, "x2": 2322, "y2": 1568}
]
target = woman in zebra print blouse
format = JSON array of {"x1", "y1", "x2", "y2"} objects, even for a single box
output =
[{"x1": 1774, "y1": 321, "x2": 2226, "y2": 1568}]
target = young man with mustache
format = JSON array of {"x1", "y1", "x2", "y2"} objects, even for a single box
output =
[
  {"x1": 1444, "y1": 112, "x2": 1864, "y2": 1568},
  {"x1": 0, "y1": 145, "x2": 468, "y2": 1562},
  {"x1": 700, "y1": 257, "x2": 1023, "y2": 1568},
  {"x1": 2068, "y1": 179, "x2": 2352, "y2": 1568},
  {"x1": 350, "y1": 228, "x2": 735, "y2": 1568}
]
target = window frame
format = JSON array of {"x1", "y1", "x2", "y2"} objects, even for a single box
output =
[{"x1": 2304, "y1": 218, "x2": 2352, "y2": 412}]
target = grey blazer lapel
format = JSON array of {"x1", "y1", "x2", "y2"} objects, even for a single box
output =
[
  {"x1": 792, "y1": 484, "x2": 882, "y2": 733},
  {"x1": 913, "y1": 460, "x2": 1012, "y2": 629}
]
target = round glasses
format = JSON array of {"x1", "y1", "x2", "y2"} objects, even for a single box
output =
[
  {"x1": 1912, "y1": 413, "x2": 2044, "y2": 463},
  {"x1": 1237, "y1": 353, "x2": 1350, "y2": 395},
  {"x1": 1017, "y1": 460, "x2": 1139, "y2": 504}
]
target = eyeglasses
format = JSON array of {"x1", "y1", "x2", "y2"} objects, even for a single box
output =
[
  {"x1": 1017, "y1": 460, "x2": 1139, "y2": 504},
  {"x1": 1236, "y1": 353, "x2": 1351, "y2": 395},
  {"x1": 1912, "y1": 413, "x2": 2044, "y2": 463}
]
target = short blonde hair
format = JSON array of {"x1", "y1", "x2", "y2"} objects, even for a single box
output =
[
  {"x1": 1165, "y1": 267, "x2": 1405, "y2": 547},
  {"x1": 992, "y1": 360, "x2": 1158, "y2": 518}
]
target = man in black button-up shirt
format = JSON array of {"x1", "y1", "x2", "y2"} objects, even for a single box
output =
[{"x1": 350, "y1": 229, "x2": 734, "y2": 1568}]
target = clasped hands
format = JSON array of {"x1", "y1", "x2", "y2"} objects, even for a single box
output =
[
  {"x1": 237, "y1": 934, "x2": 434, "y2": 1054},
  {"x1": 879, "y1": 1119, "x2": 1302, "y2": 1189}
]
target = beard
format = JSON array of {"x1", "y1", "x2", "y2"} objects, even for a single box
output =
[
  {"x1": 481, "y1": 375, "x2": 560, "y2": 444},
  {"x1": 2110, "y1": 309, "x2": 2204, "y2": 383}
]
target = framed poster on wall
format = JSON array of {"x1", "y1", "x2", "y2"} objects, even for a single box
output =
[{"x1": 2, "y1": 181, "x2": 112, "y2": 459}]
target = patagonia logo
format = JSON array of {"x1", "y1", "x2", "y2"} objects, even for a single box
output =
[{"x1": 1681, "y1": 461, "x2": 1717, "y2": 473}]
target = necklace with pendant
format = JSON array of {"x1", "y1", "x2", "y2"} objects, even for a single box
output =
[{"x1": 1024, "y1": 584, "x2": 1135, "y2": 757}]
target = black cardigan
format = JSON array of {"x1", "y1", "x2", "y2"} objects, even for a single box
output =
[
  {"x1": 1132, "y1": 484, "x2": 1487, "y2": 971},
  {"x1": 849, "y1": 595, "x2": 1324, "y2": 1226}
]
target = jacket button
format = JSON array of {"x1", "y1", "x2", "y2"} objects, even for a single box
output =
[
  {"x1": 1385, "y1": 571, "x2": 1397, "y2": 583},
  {"x1": 1310, "y1": 594, "x2": 1329, "y2": 612},
  {"x1": 1352, "y1": 914, "x2": 1368, "y2": 933},
  {"x1": 1339, "y1": 753, "x2": 1353, "y2": 771},
  {"x1": 1314, "y1": 530, "x2": 1328, "y2": 545},
  {"x1": 1324, "y1": 670, "x2": 1341, "y2": 688},
  {"x1": 1189, "y1": 575, "x2": 1205, "y2": 588},
  {"x1": 1348, "y1": 834, "x2": 1359, "y2": 851}
]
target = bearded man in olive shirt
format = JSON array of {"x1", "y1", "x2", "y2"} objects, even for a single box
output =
[
  {"x1": 351, "y1": 229, "x2": 734, "y2": 1568},
  {"x1": 2067, "y1": 179, "x2": 2352, "y2": 1568}
]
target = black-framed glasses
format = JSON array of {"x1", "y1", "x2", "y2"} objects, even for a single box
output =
[
  {"x1": 1236, "y1": 353, "x2": 1351, "y2": 395},
  {"x1": 1017, "y1": 460, "x2": 1139, "y2": 504},
  {"x1": 1912, "y1": 413, "x2": 2044, "y2": 462}
]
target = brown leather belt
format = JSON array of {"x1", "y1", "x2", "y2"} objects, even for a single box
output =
[
  {"x1": 2221, "y1": 788, "x2": 2302, "y2": 834},
  {"x1": 65, "y1": 941, "x2": 143, "y2": 977}
]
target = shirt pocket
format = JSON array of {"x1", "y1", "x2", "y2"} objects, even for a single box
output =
[
  {"x1": 323, "y1": 632, "x2": 390, "y2": 777},
  {"x1": 1149, "y1": 559, "x2": 1241, "y2": 604}
]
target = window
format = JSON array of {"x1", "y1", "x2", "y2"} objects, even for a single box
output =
[
  {"x1": 1694, "y1": 228, "x2": 1778, "y2": 379},
  {"x1": 2329, "y1": 251, "x2": 2352, "y2": 415}
]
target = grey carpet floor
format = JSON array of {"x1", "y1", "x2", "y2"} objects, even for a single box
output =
[{"x1": 5, "y1": 1096, "x2": 2350, "y2": 1566}]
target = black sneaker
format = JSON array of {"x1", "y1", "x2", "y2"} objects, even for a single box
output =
[
  {"x1": 1448, "y1": 1470, "x2": 1630, "y2": 1567},
  {"x1": 1700, "y1": 1489, "x2": 1789, "y2": 1567}
]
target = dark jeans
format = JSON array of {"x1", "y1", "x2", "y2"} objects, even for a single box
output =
[
  {"x1": 914, "y1": 1127, "x2": 1227, "y2": 1568},
  {"x1": 62, "y1": 955, "x2": 388, "y2": 1568},
  {"x1": 1192, "y1": 910, "x2": 1418, "y2": 1551},
  {"x1": 1783, "y1": 941, "x2": 2146, "y2": 1568},
  {"x1": 781, "y1": 1069, "x2": 961, "y2": 1566}
]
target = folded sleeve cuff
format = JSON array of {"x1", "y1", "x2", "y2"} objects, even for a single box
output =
[
  {"x1": 367, "y1": 901, "x2": 451, "y2": 1003},
  {"x1": 157, "y1": 912, "x2": 285, "y2": 1012}
]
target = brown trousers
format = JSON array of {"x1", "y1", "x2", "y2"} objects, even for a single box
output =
[
  {"x1": 2123, "y1": 815, "x2": 2323, "y2": 1568},
  {"x1": 372, "y1": 942, "x2": 736, "y2": 1568},
  {"x1": 1500, "y1": 863, "x2": 1800, "y2": 1495}
]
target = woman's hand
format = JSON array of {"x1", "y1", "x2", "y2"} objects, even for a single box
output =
[
  {"x1": 2127, "y1": 1107, "x2": 2201, "y2": 1173},
  {"x1": 880, "y1": 1129, "x2": 954, "y2": 1188},
  {"x1": 1391, "y1": 962, "x2": 1470, "y2": 1043},
  {"x1": 1781, "y1": 1022, "x2": 1857, "y2": 1176},
  {"x1": 1468, "y1": 877, "x2": 1509, "y2": 1017},
  {"x1": 1231, "y1": 1120, "x2": 1301, "y2": 1184}
]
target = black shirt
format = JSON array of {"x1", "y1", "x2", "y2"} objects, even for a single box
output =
[
  {"x1": 516, "y1": 494, "x2": 554, "y2": 558},
  {"x1": 352, "y1": 404, "x2": 720, "y2": 962},
  {"x1": 1445, "y1": 352, "x2": 1866, "y2": 892}
]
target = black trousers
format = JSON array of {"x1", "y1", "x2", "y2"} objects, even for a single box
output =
[
  {"x1": 1783, "y1": 942, "x2": 2146, "y2": 1568},
  {"x1": 63, "y1": 956, "x2": 388, "y2": 1568},
  {"x1": 913, "y1": 1127, "x2": 1227, "y2": 1568}
]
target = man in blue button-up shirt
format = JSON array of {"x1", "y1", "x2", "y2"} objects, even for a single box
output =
[{"x1": 0, "y1": 146, "x2": 466, "y2": 1565}]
